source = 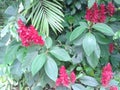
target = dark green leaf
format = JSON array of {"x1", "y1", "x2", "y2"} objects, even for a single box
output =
[
  {"x1": 70, "y1": 26, "x2": 87, "y2": 41},
  {"x1": 31, "y1": 53, "x2": 46, "y2": 76},
  {"x1": 50, "y1": 47, "x2": 71, "y2": 61},
  {"x1": 83, "y1": 33, "x2": 96, "y2": 56},
  {"x1": 44, "y1": 56, "x2": 58, "y2": 81},
  {"x1": 92, "y1": 23, "x2": 114, "y2": 36},
  {"x1": 80, "y1": 76, "x2": 99, "y2": 87}
]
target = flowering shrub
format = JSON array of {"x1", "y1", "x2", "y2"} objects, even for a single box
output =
[
  {"x1": 0, "y1": 0, "x2": 120, "y2": 90},
  {"x1": 17, "y1": 19, "x2": 45, "y2": 47}
]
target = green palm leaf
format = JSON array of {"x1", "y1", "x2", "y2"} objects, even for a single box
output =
[{"x1": 23, "y1": 0, "x2": 64, "y2": 36}]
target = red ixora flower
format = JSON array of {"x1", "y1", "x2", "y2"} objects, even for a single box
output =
[
  {"x1": 85, "y1": 2, "x2": 115, "y2": 23},
  {"x1": 17, "y1": 19, "x2": 45, "y2": 47},
  {"x1": 56, "y1": 66, "x2": 76, "y2": 87},
  {"x1": 101, "y1": 63, "x2": 113, "y2": 87},
  {"x1": 109, "y1": 43, "x2": 114, "y2": 53},
  {"x1": 107, "y1": 2, "x2": 115, "y2": 16},
  {"x1": 110, "y1": 86, "x2": 118, "y2": 90}
]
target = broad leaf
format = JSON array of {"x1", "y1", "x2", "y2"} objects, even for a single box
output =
[
  {"x1": 88, "y1": 0, "x2": 95, "y2": 9},
  {"x1": 80, "y1": 76, "x2": 99, "y2": 87},
  {"x1": 70, "y1": 26, "x2": 87, "y2": 41},
  {"x1": 56, "y1": 86, "x2": 69, "y2": 90},
  {"x1": 92, "y1": 23, "x2": 114, "y2": 36},
  {"x1": 82, "y1": 33, "x2": 96, "y2": 56},
  {"x1": 5, "y1": 6, "x2": 17, "y2": 16},
  {"x1": 114, "y1": 0, "x2": 120, "y2": 4},
  {"x1": 94, "y1": 44, "x2": 100, "y2": 58},
  {"x1": 4, "y1": 44, "x2": 20, "y2": 65},
  {"x1": 72, "y1": 84, "x2": 86, "y2": 90},
  {"x1": 86, "y1": 52, "x2": 99, "y2": 68},
  {"x1": 45, "y1": 37, "x2": 53, "y2": 49},
  {"x1": 94, "y1": 32, "x2": 111, "y2": 44},
  {"x1": 31, "y1": 53, "x2": 46, "y2": 76},
  {"x1": 50, "y1": 47, "x2": 71, "y2": 61},
  {"x1": 44, "y1": 56, "x2": 58, "y2": 81}
]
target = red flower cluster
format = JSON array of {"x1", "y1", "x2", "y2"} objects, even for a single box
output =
[
  {"x1": 101, "y1": 63, "x2": 113, "y2": 87},
  {"x1": 56, "y1": 66, "x2": 76, "y2": 87},
  {"x1": 17, "y1": 19, "x2": 45, "y2": 47},
  {"x1": 85, "y1": 2, "x2": 115, "y2": 23},
  {"x1": 109, "y1": 43, "x2": 114, "y2": 53},
  {"x1": 107, "y1": 2, "x2": 115, "y2": 16},
  {"x1": 110, "y1": 86, "x2": 118, "y2": 90}
]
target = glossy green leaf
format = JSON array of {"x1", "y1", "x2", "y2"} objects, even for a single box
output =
[
  {"x1": 72, "y1": 84, "x2": 86, "y2": 90},
  {"x1": 45, "y1": 37, "x2": 53, "y2": 49},
  {"x1": 50, "y1": 47, "x2": 71, "y2": 61},
  {"x1": 86, "y1": 52, "x2": 99, "y2": 68},
  {"x1": 88, "y1": 0, "x2": 95, "y2": 8},
  {"x1": 70, "y1": 26, "x2": 87, "y2": 41},
  {"x1": 31, "y1": 53, "x2": 46, "y2": 76},
  {"x1": 44, "y1": 56, "x2": 58, "y2": 81},
  {"x1": 80, "y1": 76, "x2": 99, "y2": 87},
  {"x1": 92, "y1": 23, "x2": 114, "y2": 36},
  {"x1": 82, "y1": 33, "x2": 96, "y2": 56}
]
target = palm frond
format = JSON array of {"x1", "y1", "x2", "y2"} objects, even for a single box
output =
[{"x1": 23, "y1": 0, "x2": 64, "y2": 36}]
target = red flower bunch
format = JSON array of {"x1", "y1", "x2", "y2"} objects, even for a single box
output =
[
  {"x1": 109, "y1": 43, "x2": 114, "y2": 53},
  {"x1": 107, "y1": 2, "x2": 115, "y2": 16},
  {"x1": 101, "y1": 63, "x2": 113, "y2": 87},
  {"x1": 110, "y1": 86, "x2": 118, "y2": 90},
  {"x1": 85, "y1": 2, "x2": 115, "y2": 23},
  {"x1": 56, "y1": 66, "x2": 76, "y2": 87},
  {"x1": 17, "y1": 19, "x2": 45, "y2": 47}
]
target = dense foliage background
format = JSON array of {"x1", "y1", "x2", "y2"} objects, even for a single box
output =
[{"x1": 0, "y1": 0, "x2": 120, "y2": 90}]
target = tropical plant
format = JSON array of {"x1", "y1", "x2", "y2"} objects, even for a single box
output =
[{"x1": 0, "y1": 0, "x2": 120, "y2": 90}]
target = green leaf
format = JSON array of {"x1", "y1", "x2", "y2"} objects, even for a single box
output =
[
  {"x1": 82, "y1": 33, "x2": 96, "y2": 56},
  {"x1": 100, "y1": 86, "x2": 106, "y2": 90},
  {"x1": 56, "y1": 86, "x2": 69, "y2": 90},
  {"x1": 92, "y1": 23, "x2": 114, "y2": 36},
  {"x1": 70, "y1": 26, "x2": 87, "y2": 41},
  {"x1": 31, "y1": 53, "x2": 46, "y2": 76},
  {"x1": 5, "y1": 6, "x2": 17, "y2": 16},
  {"x1": 72, "y1": 84, "x2": 86, "y2": 90},
  {"x1": 45, "y1": 37, "x2": 53, "y2": 49},
  {"x1": 50, "y1": 47, "x2": 71, "y2": 61},
  {"x1": 75, "y1": 2, "x2": 81, "y2": 10},
  {"x1": 66, "y1": 0, "x2": 73, "y2": 5},
  {"x1": 4, "y1": 44, "x2": 20, "y2": 65},
  {"x1": 114, "y1": 0, "x2": 120, "y2": 4},
  {"x1": 94, "y1": 44, "x2": 100, "y2": 58},
  {"x1": 86, "y1": 52, "x2": 99, "y2": 68},
  {"x1": 94, "y1": 32, "x2": 111, "y2": 44},
  {"x1": 44, "y1": 56, "x2": 58, "y2": 81},
  {"x1": 80, "y1": 76, "x2": 99, "y2": 87},
  {"x1": 88, "y1": 0, "x2": 95, "y2": 9}
]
